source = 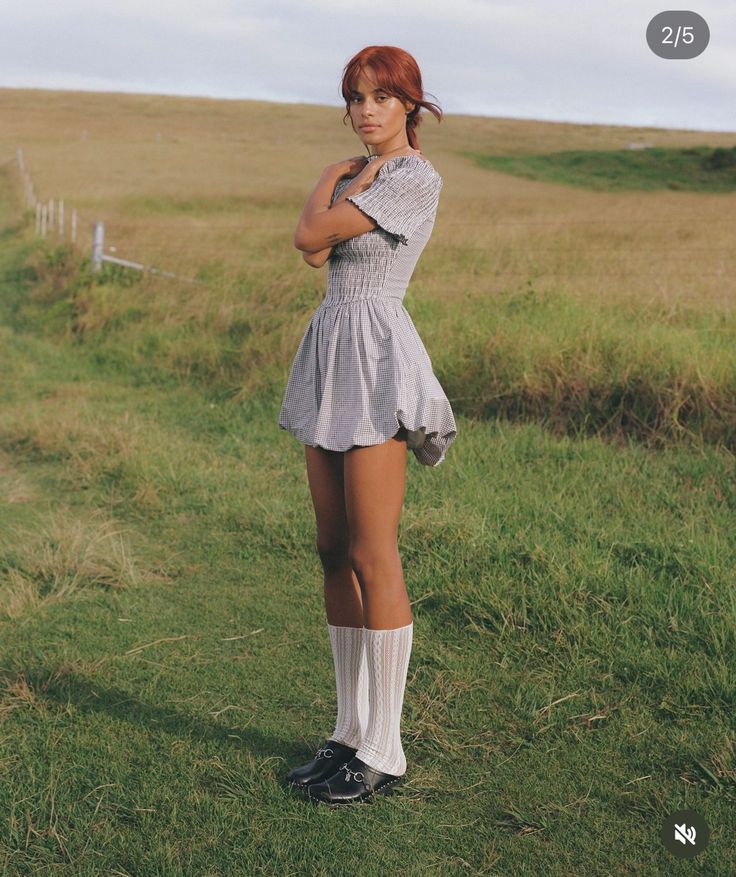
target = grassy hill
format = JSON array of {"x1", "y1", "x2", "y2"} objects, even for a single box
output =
[{"x1": 0, "y1": 89, "x2": 735, "y2": 874}]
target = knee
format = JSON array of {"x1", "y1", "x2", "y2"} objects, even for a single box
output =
[
  {"x1": 316, "y1": 537, "x2": 350, "y2": 572},
  {"x1": 348, "y1": 543, "x2": 397, "y2": 577}
]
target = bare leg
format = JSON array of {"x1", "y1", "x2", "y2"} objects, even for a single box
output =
[
  {"x1": 298, "y1": 428, "x2": 413, "y2": 783},
  {"x1": 341, "y1": 428, "x2": 413, "y2": 777},
  {"x1": 304, "y1": 444, "x2": 363, "y2": 626},
  {"x1": 343, "y1": 428, "x2": 411, "y2": 629},
  {"x1": 304, "y1": 443, "x2": 369, "y2": 750}
]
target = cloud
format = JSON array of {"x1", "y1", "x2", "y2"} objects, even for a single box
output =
[{"x1": 0, "y1": 0, "x2": 733, "y2": 130}]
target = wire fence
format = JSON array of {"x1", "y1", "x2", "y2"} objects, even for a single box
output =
[
  {"x1": 13, "y1": 145, "x2": 203, "y2": 285},
  {"x1": 9, "y1": 144, "x2": 736, "y2": 287},
  {"x1": 16, "y1": 146, "x2": 79, "y2": 244}
]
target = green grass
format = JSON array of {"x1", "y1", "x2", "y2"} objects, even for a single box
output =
[
  {"x1": 471, "y1": 145, "x2": 736, "y2": 191},
  {"x1": 1, "y1": 172, "x2": 736, "y2": 874},
  {"x1": 12, "y1": 236, "x2": 736, "y2": 453}
]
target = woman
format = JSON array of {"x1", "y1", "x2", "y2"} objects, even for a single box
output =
[{"x1": 279, "y1": 45, "x2": 457, "y2": 806}]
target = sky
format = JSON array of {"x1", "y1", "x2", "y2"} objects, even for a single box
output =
[{"x1": 1, "y1": 0, "x2": 734, "y2": 132}]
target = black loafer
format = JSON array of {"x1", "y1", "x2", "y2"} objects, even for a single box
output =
[
  {"x1": 286, "y1": 740, "x2": 358, "y2": 790},
  {"x1": 307, "y1": 756, "x2": 403, "y2": 806}
]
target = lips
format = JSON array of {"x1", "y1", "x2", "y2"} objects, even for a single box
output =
[{"x1": 361, "y1": 125, "x2": 378, "y2": 130}]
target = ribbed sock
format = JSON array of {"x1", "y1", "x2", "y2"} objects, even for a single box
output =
[
  {"x1": 327, "y1": 623, "x2": 370, "y2": 750},
  {"x1": 356, "y1": 621, "x2": 413, "y2": 776}
]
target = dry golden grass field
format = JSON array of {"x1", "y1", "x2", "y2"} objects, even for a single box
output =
[
  {"x1": 2, "y1": 87, "x2": 735, "y2": 449},
  {"x1": 1, "y1": 88, "x2": 736, "y2": 874},
  {"x1": 2, "y1": 86, "x2": 735, "y2": 310}
]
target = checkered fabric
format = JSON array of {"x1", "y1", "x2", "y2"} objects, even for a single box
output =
[{"x1": 278, "y1": 154, "x2": 457, "y2": 467}]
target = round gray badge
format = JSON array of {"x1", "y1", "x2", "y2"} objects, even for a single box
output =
[
  {"x1": 660, "y1": 809, "x2": 710, "y2": 858},
  {"x1": 646, "y1": 11, "x2": 710, "y2": 59}
]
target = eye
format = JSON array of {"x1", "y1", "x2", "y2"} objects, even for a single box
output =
[{"x1": 350, "y1": 94, "x2": 389, "y2": 102}]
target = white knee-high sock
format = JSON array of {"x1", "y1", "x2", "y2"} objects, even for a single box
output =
[
  {"x1": 356, "y1": 621, "x2": 413, "y2": 776},
  {"x1": 327, "y1": 623, "x2": 370, "y2": 750}
]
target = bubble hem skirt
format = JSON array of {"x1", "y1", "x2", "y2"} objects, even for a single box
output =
[{"x1": 278, "y1": 298, "x2": 457, "y2": 468}]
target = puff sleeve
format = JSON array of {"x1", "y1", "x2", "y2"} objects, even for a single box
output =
[
  {"x1": 330, "y1": 175, "x2": 352, "y2": 206},
  {"x1": 346, "y1": 157, "x2": 442, "y2": 246}
]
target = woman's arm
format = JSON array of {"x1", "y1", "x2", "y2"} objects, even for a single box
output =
[
  {"x1": 302, "y1": 247, "x2": 333, "y2": 268},
  {"x1": 294, "y1": 156, "x2": 378, "y2": 253},
  {"x1": 294, "y1": 166, "x2": 346, "y2": 253}
]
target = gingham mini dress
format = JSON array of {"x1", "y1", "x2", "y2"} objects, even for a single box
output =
[{"x1": 278, "y1": 153, "x2": 457, "y2": 467}]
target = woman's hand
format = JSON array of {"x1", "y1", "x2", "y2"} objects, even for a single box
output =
[
  {"x1": 325, "y1": 148, "x2": 423, "y2": 185},
  {"x1": 360, "y1": 147, "x2": 424, "y2": 183},
  {"x1": 325, "y1": 155, "x2": 370, "y2": 180},
  {"x1": 343, "y1": 147, "x2": 424, "y2": 184},
  {"x1": 372, "y1": 147, "x2": 424, "y2": 171}
]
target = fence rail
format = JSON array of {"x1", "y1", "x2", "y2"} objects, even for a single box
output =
[
  {"x1": 15, "y1": 145, "x2": 200, "y2": 284},
  {"x1": 89, "y1": 220, "x2": 202, "y2": 283}
]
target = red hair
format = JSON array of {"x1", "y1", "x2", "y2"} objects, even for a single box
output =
[{"x1": 339, "y1": 46, "x2": 442, "y2": 151}]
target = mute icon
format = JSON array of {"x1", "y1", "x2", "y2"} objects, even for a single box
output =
[
  {"x1": 661, "y1": 809, "x2": 709, "y2": 858},
  {"x1": 674, "y1": 823, "x2": 696, "y2": 846}
]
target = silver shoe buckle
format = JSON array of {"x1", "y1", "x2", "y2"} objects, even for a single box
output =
[
  {"x1": 316, "y1": 747, "x2": 334, "y2": 759},
  {"x1": 340, "y1": 762, "x2": 365, "y2": 783}
]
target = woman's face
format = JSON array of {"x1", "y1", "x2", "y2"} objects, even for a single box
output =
[{"x1": 348, "y1": 68, "x2": 414, "y2": 150}]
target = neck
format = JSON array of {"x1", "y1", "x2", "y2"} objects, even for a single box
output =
[{"x1": 368, "y1": 144, "x2": 412, "y2": 159}]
